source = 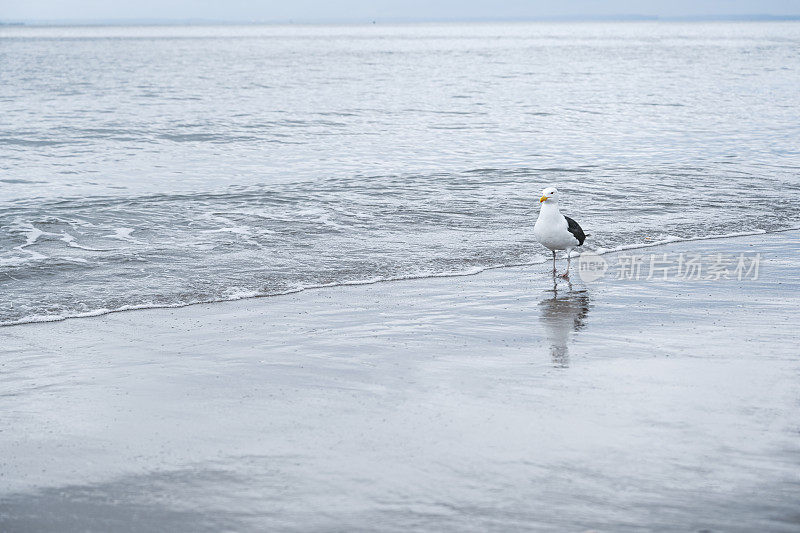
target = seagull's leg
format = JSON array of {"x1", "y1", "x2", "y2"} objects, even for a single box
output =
[
  {"x1": 565, "y1": 250, "x2": 572, "y2": 277},
  {"x1": 558, "y1": 249, "x2": 571, "y2": 280},
  {"x1": 551, "y1": 250, "x2": 557, "y2": 277},
  {"x1": 564, "y1": 259, "x2": 573, "y2": 286}
]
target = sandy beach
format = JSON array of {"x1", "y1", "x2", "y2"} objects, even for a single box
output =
[{"x1": 1, "y1": 230, "x2": 798, "y2": 531}]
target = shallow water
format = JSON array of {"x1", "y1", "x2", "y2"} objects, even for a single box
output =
[
  {"x1": 2, "y1": 232, "x2": 799, "y2": 532},
  {"x1": 2, "y1": 21, "x2": 799, "y2": 325}
]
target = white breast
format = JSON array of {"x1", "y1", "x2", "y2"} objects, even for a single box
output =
[{"x1": 534, "y1": 207, "x2": 579, "y2": 251}]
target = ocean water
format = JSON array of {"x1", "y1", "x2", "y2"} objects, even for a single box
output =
[{"x1": 1, "y1": 21, "x2": 799, "y2": 325}]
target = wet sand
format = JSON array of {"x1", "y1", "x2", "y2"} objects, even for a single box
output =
[{"x1": 2, "y1": 231, "x2": 799, "y2": 532}]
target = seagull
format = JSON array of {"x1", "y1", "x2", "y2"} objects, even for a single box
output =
[{"x1": 534, "y1": 185, "x2": 586, "y2": 279}]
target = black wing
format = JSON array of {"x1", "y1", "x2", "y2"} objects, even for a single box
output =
[{"x1": 564, "y1": 216, "x2": 586, "y2": 246}]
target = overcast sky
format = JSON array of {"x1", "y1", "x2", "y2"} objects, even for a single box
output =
[{"x1": 3, "y1": 0, "x2": 799, "y2": 23}]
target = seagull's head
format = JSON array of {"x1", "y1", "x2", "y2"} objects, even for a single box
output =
[{"x1": 539, "y1": 186, "x2": 559, "y2": 205}]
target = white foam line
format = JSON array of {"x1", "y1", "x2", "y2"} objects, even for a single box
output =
[
  {"x1": 106, "y1": 227, "x2": 144, "y2": 244},
  {"x1": 60, "y1": 232, "x2": 114, "y2": 252},
  {"x1": 590, "y1": 228, "x2": 775, "y2": 256},
  {"x1": 17, "y1": 224, "x2": 47, "y2": 248},
  {"x1": 2, "y1": 227, "x2": 796, "y2": 328},
  {"x1": 11, "y1": 223, "x2": 50, "y2": 260}
]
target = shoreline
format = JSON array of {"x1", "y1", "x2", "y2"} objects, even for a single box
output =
[
  {"x1": 3, "y1": 226, "x2": 795, "y2": 329},
  {"x1": 5, "y1": 17, "x2": 800, "y2": 28},
  {"x1": 2, "y1": 230, "x2": 800, "y2": 531}
]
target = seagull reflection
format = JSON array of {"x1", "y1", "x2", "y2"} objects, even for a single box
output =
[{"x1": 538, "y1": 287, "x2": 591, "y2": 367}]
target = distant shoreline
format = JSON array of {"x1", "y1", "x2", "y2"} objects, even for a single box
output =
[{"x1": 3, "y1": 14, "x2": 800, "y2": 28}]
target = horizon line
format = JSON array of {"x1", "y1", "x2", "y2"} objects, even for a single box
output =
[{"x1": 3, "y1": 13, "x2": 800, "y2": 27}]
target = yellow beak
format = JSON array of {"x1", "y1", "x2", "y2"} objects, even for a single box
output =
[{"x1": 539, "y1": 195, "x2": 549, "y2": 203}]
